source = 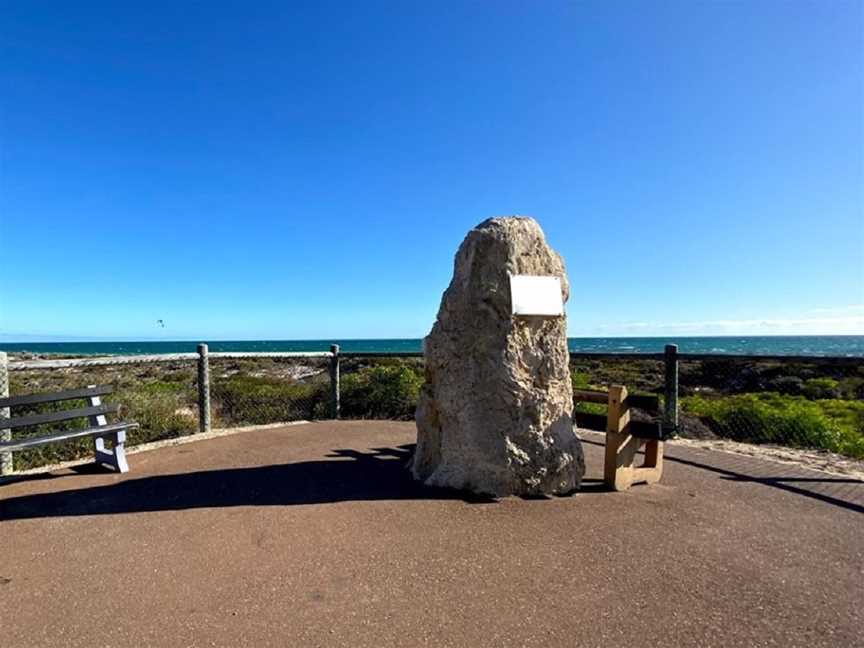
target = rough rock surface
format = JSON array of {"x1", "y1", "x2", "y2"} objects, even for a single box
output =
[{"x1": 411, "y1": 217, "x2": 585, "y2": 496}]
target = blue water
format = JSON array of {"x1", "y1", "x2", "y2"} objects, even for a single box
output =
[{"x1": 2, "y1": 336, "x2": 862, "y2": 357}]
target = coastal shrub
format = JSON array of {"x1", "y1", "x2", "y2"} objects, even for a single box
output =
[
  {"x1": 571, "y1": 371, "x2": 592, "y2": 390},
  {"x1": 817, "y1": 399, "x2": 864, "y2": 440},
  {"x1": 837, "y1": 377, "x2": 864, "y2": 400},
  {"x1": 571, "y1": 371, "x2": 606, "y2": 415},
  {"x1": 801, "y1": 378, "x2": 840, "y2": 400},
  {"x1": 682, "y1": 393, "x2": 864, "y2": 459},
  {"x1": 766, "y1": 375, "x2": 805, "y2": 396},
  {"x1": 137, "y1": 379, "x2": 193, "y2": 396},
  {"x1": 114, "y1": 387, "x2": 197, "y2": 443},
  {"x1": 570, "y1": 359, "x2": 664, "y2": 394},
  {"x1": 212, "y1": 374, "x2": 327, "y2": 426},
  {"x1": 693, "y1": 359, "x2": 762, "y2": 393},
  {"x1": 340, "y1": 364, "x2": 424, "y2": 420},
  {"x1": 574, "y1": 400, "x2": 607, "y2": 416}
]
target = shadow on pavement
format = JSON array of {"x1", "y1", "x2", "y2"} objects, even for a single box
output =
[
  {"x1": 0, "y1": 444, "x2": 594, "y2": 521},
  {"x1": 672, "y1": 455, "x2": 864, "y2": 514},
  {"x1": 6, "y1": 435, "x2": 861, "y2": 521}
]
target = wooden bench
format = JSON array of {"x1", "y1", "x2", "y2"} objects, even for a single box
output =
[
  {"x1": 0, "y1": 385, "x2": 138, "y2": 473},
  {"x1": 573, "y1": 384, "x2": 666, "y2": 491}
]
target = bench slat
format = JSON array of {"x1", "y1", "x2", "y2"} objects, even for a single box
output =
[
  {"x1": 0, "y1": 385, "x2": 114, "y2": 409},
  {"x1": 574, "y1": 411, "x2": 664, "y2": 440},
  {"x1": 629, "y1": 422, "x2": 665, "y2": 441},
  {"x1": 0, "y1": 404, "x2": 119, "y2": 430},
  {"x1": 0, "y1": 422, "x2": 139, "y2": 452},
  {"x1": 573, "y1": 389, "x2": 660, "y2": 414},
  {"x1": 572, "y1": 389, "x2": 608, "y2": 404}
]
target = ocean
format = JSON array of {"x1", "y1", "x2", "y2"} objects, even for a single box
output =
[{"x1": 2, "y1": 336, "x2": 862, "y2": 357}]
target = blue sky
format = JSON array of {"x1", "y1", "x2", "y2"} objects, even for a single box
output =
[{"x1": 1, "y1": 1, "x2": 862, "y2": 340}]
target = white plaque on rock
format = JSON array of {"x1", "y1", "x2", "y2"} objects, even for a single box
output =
[{"x1": 509, "y1": 274, "x2": 564, "y2": 316}]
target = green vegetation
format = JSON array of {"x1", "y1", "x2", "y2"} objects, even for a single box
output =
[
  {"x1": 116, "y1": 386, "x2": 197, "y2": 439},
  {"x1": 802, "y1": 378, "x2": 840, "y2": 400},
  {"x1": 571, "y1": 359, "x2": 664, "y2": 394},
  {"x1": 571, "y1": 371, "x2": 592, "y2": 390},
  {"x1": 571, "y1": 370, "x2": 606, "y2": 415},
  {"x1": 340, "y1": 363, "x2": 424, "y2": 420},
  {"x1": 682, "y1": 393, "x2": 864, "y2": 458},
  {"x1": 209, "y1": 360, "x2": 424, "y2": 423},
  {"x1": 212, "y1": 374, "x2": 327, "y2": 425}
]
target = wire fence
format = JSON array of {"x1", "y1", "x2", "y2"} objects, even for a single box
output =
[
  {"x1": 209, "y1": 355, "x2": 331, "y2": 425},
  {"x1": 570, "y1": 352, "x2": 864, "y2": 457},
  {"x1": 2, "y1": 347, "x2": 862, "y2": 474},
  {"x1": 677, "y1": 355, "x2": 863, "y2": 457}
]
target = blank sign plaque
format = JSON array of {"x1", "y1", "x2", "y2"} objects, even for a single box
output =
[{"x1": 509, "y1": 275, "x2": 564, "y2": 316}]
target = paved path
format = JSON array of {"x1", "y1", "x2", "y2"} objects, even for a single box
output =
[{"x1": 1, "y1": 421, "x2": 862, "y2": 647}]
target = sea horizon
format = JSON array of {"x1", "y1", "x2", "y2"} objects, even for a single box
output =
[{"x1": 2, "y1": 334, "x2": 862, "y2": 357}]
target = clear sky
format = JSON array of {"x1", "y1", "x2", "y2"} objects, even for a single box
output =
[{"x1": 1, "y1": 1, "x2": 862, "y2": 341}]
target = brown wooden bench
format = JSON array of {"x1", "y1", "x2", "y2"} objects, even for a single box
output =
[
  {"x1": 0, "y1": 385, "x2": 137, "y2": 473},
  {"x1": 573, "y1": 385, "x2": 666, "y2": 491}
]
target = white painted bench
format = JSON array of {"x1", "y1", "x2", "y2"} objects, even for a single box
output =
[{"x1": 0, "y1": 385, "x2": 137, "y2": 473}]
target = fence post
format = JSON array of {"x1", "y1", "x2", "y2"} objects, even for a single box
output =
[
  {"x1": 197, "y1": 343, "x2": 211, "y2": 434},
  {"x1": 663, "y1": 344, "x2": 679, "y2": 437},
  {"x1": 329, "y1": 344, "x2": 340, "y2": 419},
  {"x1": 0, "y1": 352, "x2": 11, "y2": 475}
]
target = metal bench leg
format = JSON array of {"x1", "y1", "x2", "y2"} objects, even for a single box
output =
[{"x1": 94, "y1": 429, "x2": 129, "y2": 473}]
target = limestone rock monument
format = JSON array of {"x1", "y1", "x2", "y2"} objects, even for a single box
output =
[{"x1": 411, "y1": 216, "x2": 585, "y2": 496}]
